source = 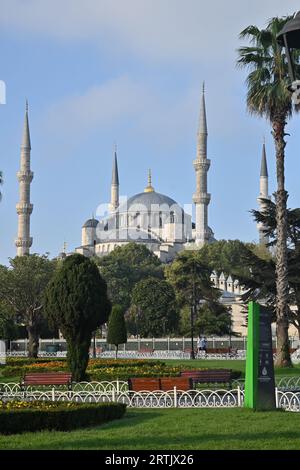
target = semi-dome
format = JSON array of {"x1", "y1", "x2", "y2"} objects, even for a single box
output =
[{"x1": 82, "y1": 218, "x2": 99, "y2": 228}]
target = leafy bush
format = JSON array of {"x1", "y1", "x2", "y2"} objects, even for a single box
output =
[{"x1": 0, "y1": 401, "x2": 126, "y2": 434}]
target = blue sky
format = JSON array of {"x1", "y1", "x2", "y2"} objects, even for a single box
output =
[{"x1": 0, "y1": 0, "x2": 300, "y2": 265}]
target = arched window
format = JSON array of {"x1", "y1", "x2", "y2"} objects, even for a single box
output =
[
  {"x1": 159, "y1": 211, "x2": 163, "y2": 228},
  {"x1": 170, "y1": 211, "x2": 175, "y2": 224}
]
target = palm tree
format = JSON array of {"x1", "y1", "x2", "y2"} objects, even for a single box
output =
[{"x1": 237, "y1": 16, "x2": 300, "y2": 367}]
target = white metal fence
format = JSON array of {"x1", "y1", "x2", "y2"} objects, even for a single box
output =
[
  {"x1": 5, "y1": 350, "x2": 247, "y2": 360},
  {"x1": 0, "y1": 381, "x2": 299, "y2": 411}
]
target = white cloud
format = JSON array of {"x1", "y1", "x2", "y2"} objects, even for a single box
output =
[
  {"x1": 41, "y1": 72, "x2": 262, "y2": 156},
  {"x1": 1, "y1": 0, "x2": 298, "y2": 64}
]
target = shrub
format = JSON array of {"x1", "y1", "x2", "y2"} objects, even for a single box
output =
[
  {"x1": 0, "y1": 401, "x2": 126, "y2": 434},
  {"x1": 44, "y1": 254, "x2": 111, "y2": 381}
]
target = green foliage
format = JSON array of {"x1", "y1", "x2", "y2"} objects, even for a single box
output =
[
  {"x1": 196, "y1": 303, "x2": 232, "y2": 336},
  {"x1": 131, "y1": 277, "x2": 179, "y2": 337},
  {"x1": 197, "y1": 239, "x2": 254, "y2": 278},
  {"x1": 107, "y1": 305, "x2": 127, "y2": 357},
  {"x1": 44, "y1": 254, "x2": 111, "y2": 381},
  {"x1": 0, "y1": 402, "x2": 126, "y2": 435},
  {"x1": 237, "y1": 15, "x2": 300, "y2": 368},
  {"x1": 95, "y1": 242, "x2": 163, "y2": 309},
  {"x1": 0, "y1": 255, "x2": 56, "y2": 357},
  {"x1": 165, "y1": 251, "x2": 216, "y2": 308},
  {"x1": 237, "y1": 16, "x2": 300, "y2": 122},
  {"x1": 248, "y1": 201, "x2": 300, "y2": 337},
  {"x1": 0, "y1": 303, "x2": 19, "y2": 341}
]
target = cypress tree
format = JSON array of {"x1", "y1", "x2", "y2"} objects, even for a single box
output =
[
  {"x1": 107, "y1": 305, "x2": 127, "y2": 359},
  {"x1": 45, "y1": 254, "x2": 111, "y2": 381}
]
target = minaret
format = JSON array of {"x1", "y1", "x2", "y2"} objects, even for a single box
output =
[
  {"x1": 110, "y1": 145, "x2": 119, "y2": 212},
  {"x1": 257, "y1": 142, "x2": 270, "y2": 245},
  {"x1": 193, "y1": 83, "x2": 211, "y2": 246},
  {"x1": 15, "y1": 101, "x2": 33, "y2": 256}
]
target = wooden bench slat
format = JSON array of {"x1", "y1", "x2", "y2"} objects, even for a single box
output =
[
  {"x1": 180, "y1": 369, "x2": 233, "y2": 384},
  {"x1": 160, "y1": 377, "x2": 192, "y2": 391},
  {"x1": 128, "y1": 378, "x2": 161, "y2": 392},
  {"x1": 22, "y1": 372, "x2": 72, "y2": 388}
]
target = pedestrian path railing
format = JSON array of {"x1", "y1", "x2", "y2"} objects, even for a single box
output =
[{"x1": 0, "y1": 381, "x2": 299, "y2": 411}]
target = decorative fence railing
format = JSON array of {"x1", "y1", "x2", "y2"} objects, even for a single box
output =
[
  {"x1": 4, "y1": 350, "x2": 247, "y2": 360},
  {"x1": 0, "y1": 381, "x2": 299, "y2": 411},
  {"x1": 5, "y1": 348, "x2": 300, "y2": 362},
  {"x1": 233, "y1": 376, "x2": 300, "y2": 392}
]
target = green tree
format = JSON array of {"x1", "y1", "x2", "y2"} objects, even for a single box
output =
[
  {"x1": 196, "y1": 302, "x2": 232, "y2": 337},
  {"x1": 107, "y1": 305, "x2": 127, "y2": 358},
  {"x1": 131, "y1": 277, "x2": 179, "y2": 337},
  {"x1": 0, "y1": 302, "x2": 19, "y2": 342},
  {"x1": 45, "y1": 254, "x2": 111, "y2": 381},
  {"x1": 248, "y1": 200, "x2": 300, "y2": 341},
  {"x1": 0, "y1": 255, "x2": 56, "y2": 357},
  {"x1": 237, "y1": 16, "x2": 300, "y2": 367},
  {"x1": 165, "y1": 251, "x2": 221, "y2": 358},
  {"x1": 95, "y1": 242, "x2": 163, "y2": 309},
  {"x1": 198, "y1": 239, "x2": 254, "y2": 277}
]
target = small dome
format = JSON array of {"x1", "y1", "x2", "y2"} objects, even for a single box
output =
[{"x1": 82, "y1": 218, "x2": 99, "y2": 228}]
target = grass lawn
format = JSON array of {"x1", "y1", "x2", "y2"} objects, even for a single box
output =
[
  {"x1": 162, "y1": 359, "x2": 300, "y2": 377},
  {"x1": 0, "y1": 408, "x2": 299, "y2": 450}
]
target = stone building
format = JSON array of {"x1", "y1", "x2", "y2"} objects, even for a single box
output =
[{"x1": 76, "y1": 85, "x2": 215, "y2": 262}]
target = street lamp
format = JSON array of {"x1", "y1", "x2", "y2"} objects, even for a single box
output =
[{"x1": 277, "y1": 11, "x2": 300, "y2": 83}]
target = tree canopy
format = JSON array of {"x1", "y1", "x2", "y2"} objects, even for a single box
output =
[
  {"x1": 107, "y1": 305, "x2": 127, "y2": 358},
  {"x1": 0, "y1": 254, "x2": 56, "y2": 357},
  {"x1": 95, "y1": 242, "x2": 163, "y2": 309},
  {"x1": 45, "y1": 254, "x2": 111, "y2": 380},
  {"x1": 131, "y1": 277, "x2": 179, "y2": 337},
  {"x1": 237, "y1": 15, "x2": 300, "y2": 367}
]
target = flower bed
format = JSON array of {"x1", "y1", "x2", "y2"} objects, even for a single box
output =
[
  {"x1": 0, "y1": 401, "x2": 126, "y2": 434},
  {"x1": 1, "y1": 358, "x2": 242, "y2": 381}
]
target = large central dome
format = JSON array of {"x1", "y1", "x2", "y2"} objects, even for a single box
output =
[{"x1": 125, "y1": 191, "x2": 179, "y2": 212}]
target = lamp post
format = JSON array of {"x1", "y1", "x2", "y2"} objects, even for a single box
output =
[
  {"x1": 190, "y1": 261, "x2": 196, "y2": 360},
  {"x1": 277, "y1": 11, "x2": 300, "y2": 84}
]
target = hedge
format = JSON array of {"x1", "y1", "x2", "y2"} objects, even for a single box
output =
[{"x1": 0, "y1": 402, "x2": 126, "y2": 434}]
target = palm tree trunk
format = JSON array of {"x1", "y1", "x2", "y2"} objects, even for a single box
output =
[{"x1": 272, "y1": 116, "x2": 292, "y2": 367}]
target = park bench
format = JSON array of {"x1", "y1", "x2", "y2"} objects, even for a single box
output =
[
  {"x1": 21, "y1": 372, "x2": 73, "y2": 391},
  {"x1": 128, "y1": 377, "x2": 192, "y2": 392},
  {"x1": 128, "y1": 378, "x2": 161, "y2": 392},
  {"x1": 160, "y1": 377, "x2": 192, "y2": 392},
  {"x1": 180, "y1": 369, "x2": 233, "y2": 387}
]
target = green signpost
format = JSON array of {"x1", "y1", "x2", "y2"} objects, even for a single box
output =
[{"x1": 244, "y1": 301, "x2": 276, "y2": 410}]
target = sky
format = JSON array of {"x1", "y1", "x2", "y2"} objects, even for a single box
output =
[{"x1": 0, "y1": 0, "x2": 300, "y2": 265}]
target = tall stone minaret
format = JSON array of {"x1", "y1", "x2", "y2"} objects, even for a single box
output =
[
  {"x1": 257, "y1": 142, "x2": 270, "y2": 245},
  {"x1": 15, "y1": 101, "x2": 33, "y2": 256},
  {"x1": 110, "y1": 146, "x2": 119, "y2": 212},
  {"x1": 193, "y1": 83, "x2": 211, "y2": 246}
]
